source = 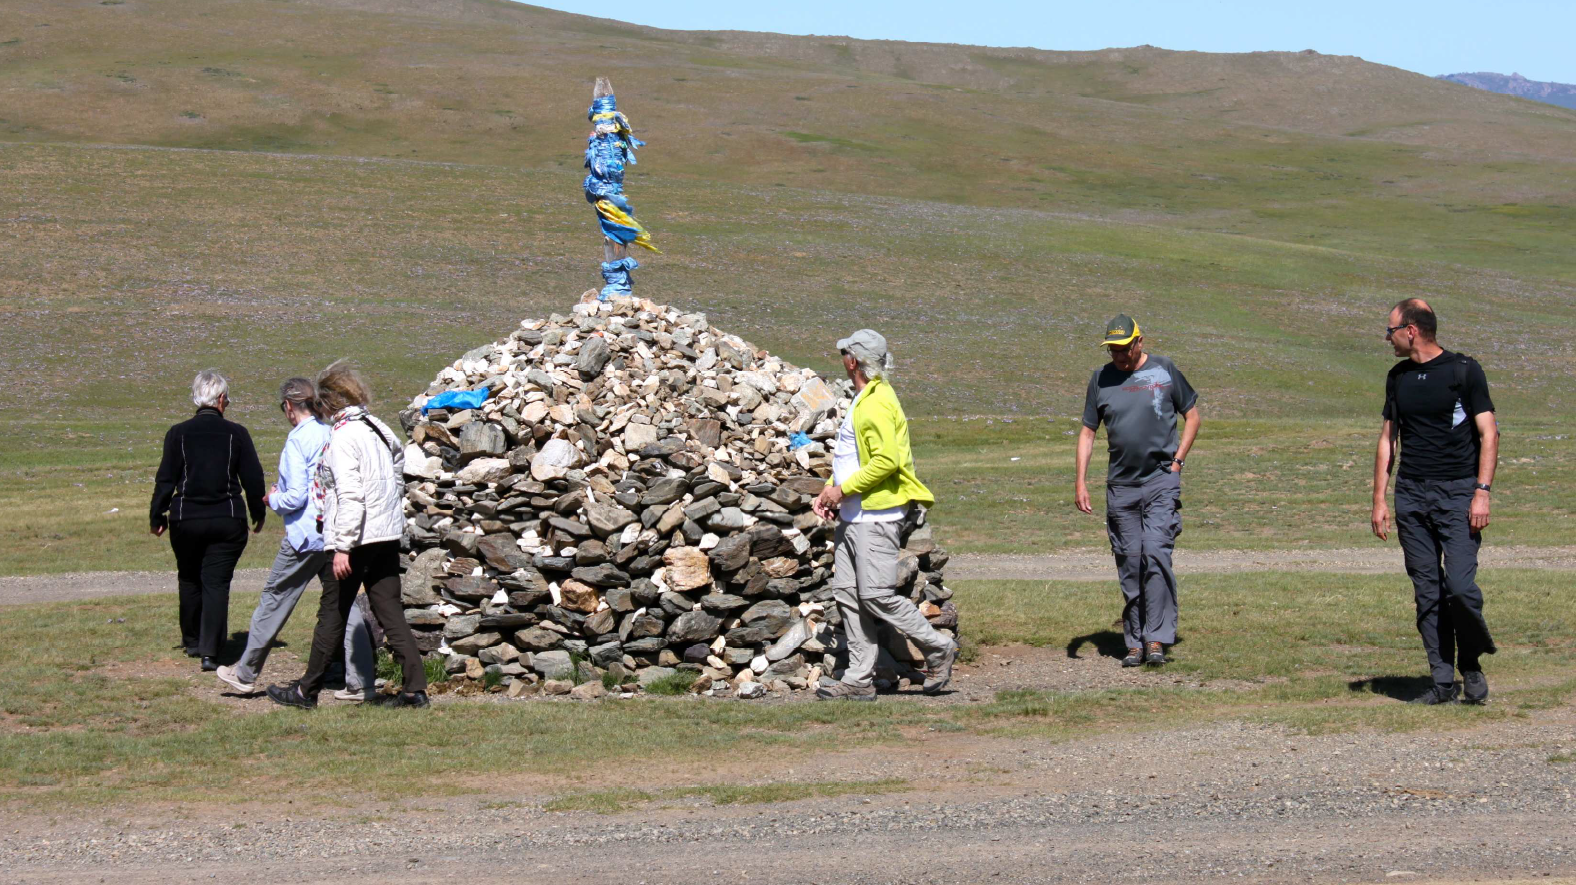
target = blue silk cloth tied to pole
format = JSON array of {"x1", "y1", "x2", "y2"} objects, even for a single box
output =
[{"x1": 584, "y1": 94, "x2": 658, "y2": 255}]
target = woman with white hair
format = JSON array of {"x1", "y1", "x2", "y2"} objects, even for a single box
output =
[
  {"x1": 813, "y1": 330, "x2": 957, "y2": 701},
  {"x1": 150, "y1": 369, "x2": 267, "y2": 671}
]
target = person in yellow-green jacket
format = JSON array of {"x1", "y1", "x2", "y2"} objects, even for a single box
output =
[{"x1": 813, "y1": 329, "x2": 957, "y2": 701}]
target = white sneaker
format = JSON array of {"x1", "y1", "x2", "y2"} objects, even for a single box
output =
[
  {"x1": 216, "y1": 665, "x2": 256, "y2": 695},
  {"x1": 333, "y1": 688, "x2": 373, "y2": 703}
]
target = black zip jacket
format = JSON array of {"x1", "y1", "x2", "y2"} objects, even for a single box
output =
[{"x1": 149, "y1": 407, "x2": 267, "y2": 531}]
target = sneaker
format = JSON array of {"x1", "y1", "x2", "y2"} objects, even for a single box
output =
[
  {"x1": 200, "y1": 656, "x2": 220, "y2": 672},
  {"x1": 1462, "y1": 671, "x2": 1489, "y2": 705},
  {"x1": 1145, "y1": 642, "x2": 1167, "y2": 666},
  {"x1": 333, "y1": 688, "x2": 373, "y2": 703},
  {"x1": 815, "y1": 680, "x2": 877, "y2": 702},
  {"x1": 266, "y1": 682, "x2": 318, "y2": 710},
  {"x1": 1408, "y1": 684, "x2": 1461, "y2": 705},
  {"x1": 372, "y1": 691, "x2": 430, "y2": 709},
  {"x1": 1121, "y1": 647, "x2": 1144, "y2": 668},
  {"x1": 923, "y1": 642, "x2": 959, "y2": 695},
  {"x1": 215, "y1": 665, "x2": 256, "y2": 695}
]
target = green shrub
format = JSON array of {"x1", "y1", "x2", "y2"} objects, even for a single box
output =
[{"x1": 643, "y1": 671, "x2": 697, "y2": 696}]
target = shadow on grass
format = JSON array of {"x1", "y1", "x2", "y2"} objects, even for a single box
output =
[
  {"x1": 1066, "y1": 630, "x2": 1188, "y2": 660},
  {"x1": 1348, "y1": 675, "x2": 1433, "y2": 701},
  {"x1": 1066, "y1": 630, "x2": 1127, "y2": 659}
]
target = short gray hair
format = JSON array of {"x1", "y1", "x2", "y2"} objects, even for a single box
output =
[{"x1": 191, "y1": 369, "x2": 230, "y2": 408}]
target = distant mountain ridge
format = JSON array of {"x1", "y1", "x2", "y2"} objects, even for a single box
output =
[{"x1": 1437, "y1": 72, "x2": 1576, "y2": 111}]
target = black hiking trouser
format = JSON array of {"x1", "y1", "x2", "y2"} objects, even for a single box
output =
[
  {"x1": 169, "y1": 516, "x2": 249, "y2": 657},
  {"x1": 1394, "y1": 476, "x2": 1496, "y2": 690},
  {"x1": 299, "y1": 541, "x2": 426, "y2": 697}
]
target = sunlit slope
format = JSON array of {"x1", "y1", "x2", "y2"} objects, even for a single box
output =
[{"x1": 1, "y1": 0, "x2": 1572, "y2": 269}]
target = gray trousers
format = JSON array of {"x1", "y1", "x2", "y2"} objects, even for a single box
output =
[
  {"x1": 234, "y1": 540, "x2": 376, "y2": 691},
  {"x1": 830, "y1": 519, "x2": 952, "y2": 688},
  {"x1": 1394, "y1": 476, "x2": 1496, "y2": 689},
  {"x1": 1106, "y1": 470, "x2": 1182, "y2": 648}
]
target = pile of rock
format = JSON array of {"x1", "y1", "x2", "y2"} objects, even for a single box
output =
[{"x1": 396, "y1": 295, "x2": 959, "y2": 699}]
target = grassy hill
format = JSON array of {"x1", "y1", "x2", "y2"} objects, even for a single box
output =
[{"x1": 2, "y1": 0, "x2": 1574, "y2": 571}]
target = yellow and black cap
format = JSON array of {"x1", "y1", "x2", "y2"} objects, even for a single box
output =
[{"x1": 1100, "y1": 314, "x2": 1141, "y2": 347}]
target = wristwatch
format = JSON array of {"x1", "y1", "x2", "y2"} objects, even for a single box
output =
[
  {"x1": 1474, "y1": 483, "x2": 1491, "y2": 493},
  {"x1": 1171, "y1": 458, "x2": 1185, "y2": 470}
]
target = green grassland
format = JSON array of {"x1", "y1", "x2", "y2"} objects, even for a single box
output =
[
  {"x1": 2, "y1": 140, "x2": 1573, "y2": 572},
  {"x1": 2, "y1": 570, "x2": 1570, "y2": 808},
  {"x1": 1, "y1": 0, "x2": 1574, "y2": 573}
]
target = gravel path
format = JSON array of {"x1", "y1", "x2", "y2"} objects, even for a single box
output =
[
  {"x1": 6, "y1": 545, "x2": 1575, "y2": 606},
  {"x1": 4, "y1": 710, "x2": 1574, "y2": 883}
]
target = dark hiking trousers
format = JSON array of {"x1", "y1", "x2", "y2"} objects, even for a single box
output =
[
  {"x1": 1394, "y1": 476, "x2": 1496, "y2": 690},
  {"x1": 300, "y1": 541, "x2": 426, "y2": 697},
  {"x1": 169, "y1": 516, "x2": 249, "y2": 656},
  {"x1": 1106, "y1": 469, "x2": 1182, "y2": 648}
]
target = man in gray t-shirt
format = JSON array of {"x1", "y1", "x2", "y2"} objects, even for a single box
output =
[{"x1": 1075, "y1": 315, "x2": 1202, "y2": 667}]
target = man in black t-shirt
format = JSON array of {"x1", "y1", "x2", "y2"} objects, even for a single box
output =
[
  {"x1": 1371, "y1": 298, "x2": 1499, "y2": 705},
  {"x1": 1076, "y1": 315, "x2": 1201, "y2": 668}
]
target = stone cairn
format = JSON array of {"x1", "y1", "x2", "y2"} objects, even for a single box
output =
[{"x1": 397, "y1": 295, "x2": 960, "y2": 700}]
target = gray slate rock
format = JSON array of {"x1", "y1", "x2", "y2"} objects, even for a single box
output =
[
  {"x1": 531, "y1": 650, "x2": 574, "y2": 680},
  {"x1": 666, "y1": 610, "x2": 722, "y2": 644}
]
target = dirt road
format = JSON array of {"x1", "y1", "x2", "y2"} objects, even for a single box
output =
[
  {"x1": 4, "y1": 706, "x2": 1574, "y2": 884},
  {"x1": 6, "y1": 545, "x2": 1574, "y2": 607}
]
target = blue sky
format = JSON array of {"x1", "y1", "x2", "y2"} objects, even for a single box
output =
[{"x1": 525, "y1": 1, "x2": 1575, "y2": 84}]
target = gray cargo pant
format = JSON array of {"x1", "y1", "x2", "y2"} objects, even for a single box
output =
[
  {"x1": 233, "y1": 540, "x2": 377, "y2": 692},
  {"x1": 1394, "y1": 476, "x2": 1496, "y2": 690},
  {"x1": 1106, "y1": 469, "x2": 1182, "y2": 649},
  {"x1": 829, "y1": 518, "x2": 953, "y2": 689}
]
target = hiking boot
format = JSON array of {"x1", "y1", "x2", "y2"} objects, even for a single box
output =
[
  {"x1": 1121, "y1": 647, "x2": 1144, "y2": 668},
  {"x1": 266, "y1": 682, "x2": 318, "y2": 710},
  {"x1": 1145, "y1": 642, "x2": 1167, "y2": 666},
  {"x1": 372, "y1": 691, "x2": 430, "y2": 709},
  {"x1": 816, "y1": 680, "x2": 876, "y2": 702},
  {"x1": 215, "y1": 665, "x2": 256, "y2": 695},
  {"x1": 1408, "y1": 684, "x2": 1461, "y2": 705},
  {"x1": 1462, "y1": 671, "x2": 1489, "y2": 705},
  {"x1": 923, "y1": 642, "x2": 959, "y2": 695}
]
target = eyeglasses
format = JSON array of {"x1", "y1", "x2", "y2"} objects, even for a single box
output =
[
  {"x1": 1385, "y1": 323, "x2": 1411, "y2": 339},
  {"x1": 279, "y1": 401, "x2": 290, "y2": 413}
]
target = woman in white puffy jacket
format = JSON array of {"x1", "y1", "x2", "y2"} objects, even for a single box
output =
[{"x1": 268, "y1": 360, "x2": 430, "y2": 709}]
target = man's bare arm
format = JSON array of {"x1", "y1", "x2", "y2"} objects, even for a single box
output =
[
  {"x1": 1371, "y1": 419, "x2": 1396, "y2": 540},
  {"x1": 1074, "y1": 425, "x2": 1097, "y2": 514},
  {"x1": 1173, "y1": 406, "x2": 1201, "y2": 469},
  {"x1": 1470, "y1": 411, "x2": 1498, "y2": 532}
]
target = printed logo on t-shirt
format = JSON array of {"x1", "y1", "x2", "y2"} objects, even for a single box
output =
[{"x1": 1122, "y1": 366, "x2": 1172, "y2": 418}]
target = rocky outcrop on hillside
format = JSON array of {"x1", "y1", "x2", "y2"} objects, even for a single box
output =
[
  {"x1": 394, "y1": 295, "x2": 958, "y2": 699},
  {"x1": 1437, "y1": 72, "x2": 1576, "y2": 111}
]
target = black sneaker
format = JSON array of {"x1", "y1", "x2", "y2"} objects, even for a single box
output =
[
  {"x1": 200, "y1": 656, "x2": 220, "y2": 672},
  {"x1": 1407, "y1": 684, "x2": 1460, "y2": 705},
  {"x1": 1145, "y1": 642, "x2": 1167, "y2": 666},
  {"x1": 1462, "y1": 671, "x2": 1489, "y2": 704},
  {"x1": 1121, "y1": 647, "x2": 1144, "y2": 668},
  {"x1": 372, "y1": 691, "x2": 430, "y2": 709},
  {"x1": 266, "y1": 682, "x2": 318, "y2": 710}
]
